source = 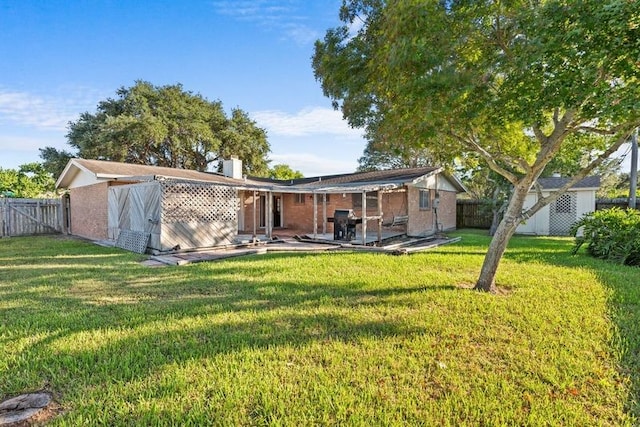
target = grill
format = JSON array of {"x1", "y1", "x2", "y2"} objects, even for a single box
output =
[{"x1": 333, "y1": 209, "x2": 362, "y2": 241}]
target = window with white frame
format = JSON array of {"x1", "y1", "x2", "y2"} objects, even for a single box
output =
[
  {"x1": 419, "y1": 189, "x2": 431, "y2": 210},
  {"x1": 294, "y1": 193, "x2": 305, "y2": 204}
]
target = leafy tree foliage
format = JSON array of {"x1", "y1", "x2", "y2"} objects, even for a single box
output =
[
  {"x1": 0, "y1": 168, "x2": 18, "y2": 196},
  {"x1": 46, "y1": 81, "x2": 270, "y2": 176},
  {"x1": 571, "y1": 208, "x2": 640, "y2": 266},
  {"x1": 39, "y1": 146, "x2": 74, "y2": 178},
  {"x1": 313, "y1": 0, "x2": 640, "y2": 291},
  {"x1": 268, "y1": 164, "x2": 304, "y2": 180},
  {"x1": 0, "y1": 163, "x2": 56, "y2": 198},
  {"x1": 357, "y1": 140, "x2": 434, "y2": 171}
]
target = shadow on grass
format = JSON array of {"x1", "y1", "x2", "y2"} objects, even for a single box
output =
[
  {"x1": 485, "y1": 234, "x2": 640, "y2": 420},
  {"x1": 1, "y1": 243, "x2": 458, "y2": 401}
]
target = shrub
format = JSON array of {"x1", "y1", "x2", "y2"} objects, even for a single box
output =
[{"x1": 571, "y1": 207, "x2": 640, "y2": 266}]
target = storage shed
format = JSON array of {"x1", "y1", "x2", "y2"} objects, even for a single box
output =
[
  {"x1": 55, "y1": 158, "x2": 248, "y2": 252},
  {"x1": 516, "y1": 176, "x2": 600, "y2": 236},
  {"x1": 108, "y1": 179, "x2": 239, "y2": 252}
]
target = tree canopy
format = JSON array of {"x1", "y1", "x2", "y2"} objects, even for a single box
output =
[
  {"x1": 268, "y1": 164, "x2": 304, "y2": 180},
  {"x1": 357, "y1": 139, "x2": 434, "y2": 171},
  {"x1": 42, "y1": 81, "x2": 271, "y2": 176},
  {"x1": 313, "y1": 0, "x2": 640, "y2": 291},
  {"x1": 0, "y1": 163, "x2": 56, "y2": 198}
]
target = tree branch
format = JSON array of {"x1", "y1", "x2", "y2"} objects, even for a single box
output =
[
  {"x1": 532, "y1": 125, "x2": 548, "y2": 145},
  {"x1": 573, "y1": 125, "x2": 619, "y2": 136},
  {"x1": 453, "y1": 132, "x2": 519, "y2": 184},
  {"x1": 522, "y1": 128, "x2": 636, "y2": 219},
  {"x1": 531, "y1": 109, "x2": 577, "y2": 176}
]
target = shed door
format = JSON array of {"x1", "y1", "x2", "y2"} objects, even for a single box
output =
[{"x1": 549, "y1": 193, "x2": 577, "y2": 236}]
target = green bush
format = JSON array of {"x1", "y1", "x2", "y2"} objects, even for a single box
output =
[{"x1": 571, "y1": 207, "x2": 640, "y2": 266}]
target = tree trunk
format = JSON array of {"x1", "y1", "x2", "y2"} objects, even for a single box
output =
[{"x1": 474, "y1": 183, "x2": 530, "y2": 292}]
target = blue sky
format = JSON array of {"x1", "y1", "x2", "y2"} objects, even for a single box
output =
[
  {"x1": 0, "y1": 1, "x2": 366, "y2": 176},
  {"x1": 1, "y1": 1, "x2": 634, "y2": 177}
]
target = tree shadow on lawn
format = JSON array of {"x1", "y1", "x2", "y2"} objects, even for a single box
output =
[
  {"x1": 1, "y1": 249, "x2": 457, "y2": 402},
  {"x1": 491, "y1": 235, "x2": 640, "y2": 420}
]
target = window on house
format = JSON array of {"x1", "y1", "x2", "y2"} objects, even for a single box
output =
[
  {"x1": 352, "y1": 192, "x2": 378, "y2": 209},
  {"x1": 313, "y1": 194, "x2": 330, "y2": 204},
  {"x1": 294, "y1": 193, "x2": 305, "y2": 204},
  {"x1": 419, "y1": 189, "x2": 431, "y2": 210}
]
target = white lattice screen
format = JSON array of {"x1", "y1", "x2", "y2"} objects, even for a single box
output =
[
  {"x1": 161, "y1": 181, "x2": 238, "y2": 224},
  {"x1": 549, "y1": 192, "x2": 577, "y2": 236}
]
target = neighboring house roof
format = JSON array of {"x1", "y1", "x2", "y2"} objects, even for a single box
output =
[
  {"x1": 536, "y1": 176, "x2": 601, "y2": 191},
  {"x1": 56, "y1": 158, "x2": 467, "y2": 193}
]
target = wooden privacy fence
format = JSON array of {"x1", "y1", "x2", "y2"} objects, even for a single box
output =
[
  {"x1": 456, "y1": 198, "x2": 640, "y2": 229},
  {"x1": 596, "y1": 198, "x2": 640, "y2": 210},
  {"x1": 456, "y1": 199, "x2": 493, "y2": 229},
  {"x1": 0, "y1": 198, "x2": 66, "y2": 237}
]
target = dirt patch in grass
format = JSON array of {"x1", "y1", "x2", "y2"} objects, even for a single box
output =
[{"x1": 457, "y1": 282, "x2": 513, "y2": 296}]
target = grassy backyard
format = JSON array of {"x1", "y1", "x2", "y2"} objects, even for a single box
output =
[{"x1": 0, "y1": 230, "x2": 638, "y2": 425}]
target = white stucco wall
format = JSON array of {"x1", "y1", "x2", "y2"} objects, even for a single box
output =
[{"x1": 576, "y1": 189, "x2": 596, "y2": 219}]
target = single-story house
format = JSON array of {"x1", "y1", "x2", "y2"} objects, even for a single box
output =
[
  {"x1": 516, "y1": 175, "x2": 600, "y2": 236},
  {"x1": 56, "y1": 158, "x2": 466, "y2": 252}
]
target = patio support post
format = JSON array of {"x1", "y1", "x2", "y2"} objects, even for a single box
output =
[
  {"x1": 361, "y1": 190, "x2": 367, "y2": 245},
  {"x1": 266, "y1": 191, "x2": 272, "y2": 238},
  {"x1": 252, "y1": 191, "x2": 257, "y2": 240},
  {"x1": 377, "y1": 191, "x2": 383, "y2": 245},
  {"x1": 322, "y1": 193, "x2": 327, "y2": 235},
  {"x1": 313, "y1": 193, "x2": 318, "y2": 239}
]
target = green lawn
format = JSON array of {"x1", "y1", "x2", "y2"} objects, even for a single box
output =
[{"x1": 0, "y1": 231, "x2": 638, "y2": 425}]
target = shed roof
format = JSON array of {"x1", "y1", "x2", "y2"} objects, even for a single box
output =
[{"x1": 536, "y1": 176, "x2": 601, "y2": 190}]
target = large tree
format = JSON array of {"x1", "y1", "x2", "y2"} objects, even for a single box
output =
[
  {"x1": 268, "y1": 164, "x2": 304, "y2": 180},
  {"x1": 357, "y1": 139, "x2": 434, "y2": 171},
  {"x1": 313, "y1": 0, "x2": 640, "y2": 292},
  {"x1": 0, "y1": 163, "x2": 56, "y2": 198},
  {"x1": 42, "y1": 81, "x2": 271, "y2": 176}
]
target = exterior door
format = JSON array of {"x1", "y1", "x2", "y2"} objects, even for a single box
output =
[{"x1": 273, "y1": 195, "x2": 282, "y2": 227}]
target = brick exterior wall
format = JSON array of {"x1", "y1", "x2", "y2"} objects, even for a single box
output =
[
  {"x1": 436, "y1": 190, "x2": 457, "y2": 231},
  {"x1": 69, "y1": 181, "x2": 134, "y2": 240},
  {"x1": 69, "y1": 182, "x2": 110, "y2": 240},
  {"x1": 240, "y1": 186, "x2": 457, "y2": 236},
  {"x1": 407, "y1": 188, "x2": 457, "y2": 236}
]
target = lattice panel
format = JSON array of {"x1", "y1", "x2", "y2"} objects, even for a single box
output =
[
  {"x1": 161, "y1": 182, "x2": 238, "y2": 224},
  {"x1": 549, "y1": 193, "x2": 577, "y2": 236},
  {"x1": 115, "y1": 230, "x2": 150, "y2": 254}
]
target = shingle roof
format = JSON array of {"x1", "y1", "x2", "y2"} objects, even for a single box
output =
[
  {"x1": 297, "y1": 167, "x2": 441, "y2": 187},
  {"x1": 57, "y1": 159, "x2": 466, "y2": 193},
  {"x1": 57, "y1": 158, "x2": 264, "y2": 188},
  {"x1": 249, "y1": 167, "x2": 441, "y2": 187},
  {"x1": 537, "y1": 175, "x2": 601, "y2": 190},
  {"x1": 74, "y1": 158, "x2": 234, "y2": 182}
]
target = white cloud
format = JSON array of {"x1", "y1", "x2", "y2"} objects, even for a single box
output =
[
  {"x1": 282, "y1": 23, "x2": 320, "y2": 46},
  {"x1": 269, "y1": 152, "x2": 358, "y2": 177},
  {"x1": 0, "y1": 87, "x2": 101, "y2": 131},
  {"x1": 212, "y1": 0, "x2": 318, "y2": 45},
  {"x1": 0, "y1": 91, "x2": 70, "y2": 131},
  {"x1": 252, "y1": 107, "x2": 364, "y2": 138},
  {"x1": 0, "y1": 134, "x2": 64, "y2": 152}
]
